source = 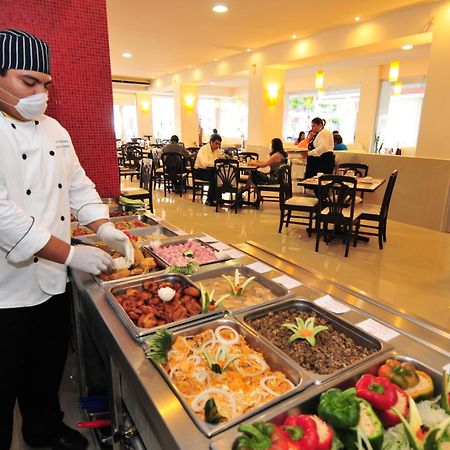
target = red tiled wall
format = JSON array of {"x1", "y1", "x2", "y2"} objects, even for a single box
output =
[{"x1": 1, "y1": 0, "x2": 119, "y2": 197}]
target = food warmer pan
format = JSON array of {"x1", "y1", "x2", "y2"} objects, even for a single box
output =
[
  {"x1": 105, "y1": 273, "x2": 225, "y2": 341},
  {"x1": 143, "y1": 317, "x2": 315, "y2": 437},
  {"x1": 237, "y1": 298, "x2": 392, "y2": 384},
  {"x1": 189, "y1": 264, "x2": 293, "y2": 314}
]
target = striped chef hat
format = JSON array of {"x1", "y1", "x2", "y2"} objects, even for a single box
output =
[{"x1": 0, "y1": 29, "x2": 50, "y2": 74}]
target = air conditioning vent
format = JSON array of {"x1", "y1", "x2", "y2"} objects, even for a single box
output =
[{"x1": 112, "y1": 78, "x2": 152, "y2": 86}]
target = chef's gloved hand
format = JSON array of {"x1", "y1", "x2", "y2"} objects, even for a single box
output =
[
  {"x1": 96, "y1": 222, "x2": 135, "y2": 263},
  {"x1": 65, "y1": 245, "x2": 114, "y2": 275}
]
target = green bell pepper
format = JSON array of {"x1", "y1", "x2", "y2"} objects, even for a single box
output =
[
  {"x1": 341, "y1": 398, "x2": 384, "y2": 450},
  {"x1": 317, "y1": 387, "x2": 360, "y2": 430},
  {"x1": 237, "y1": 423, "x2": 275, "y2": 450}
]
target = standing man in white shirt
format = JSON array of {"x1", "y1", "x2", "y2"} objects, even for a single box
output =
[
  {"x1": 0, "y1": 29, "x2": 134, "y2": 450},
  {"x1": 193, "y1": 133, "x2": 223, "y2": 206},
  {"x1": 305, "y1": 117, "x2": 335, "y2": 178}
]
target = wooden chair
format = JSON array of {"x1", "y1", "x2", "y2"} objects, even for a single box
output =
[
  {"x1": 278, "y1": 164, "x2": 318, "y2": 236},
  {"x1": 192, "y1": 167, "x2": 209, "y2": 203},
  {"x1": 315, "y1": 175, "x2": 362, "y2": 257},
  {"x1": 119, "y1": 144, "x2": 143, "y2": 181},
  {"x1": 214, "y1": 159, "x2": 240, "y2": 213},
  {"x1": 161, "y1": 152, "x2": 188, "y2": 197},
  {"x1": 120, "y1": 158, "x2": 154, "y2": 212},
  {"x1": 354, "y1": 170, "x2": 398, "y2": 249},
  {"x1": 337, "y1": 163, "x2": 369, "y2": 202}
]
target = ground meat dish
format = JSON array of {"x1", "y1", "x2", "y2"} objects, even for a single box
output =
[{"x1": 246, "y1": 308, "x2": 376, "y2": 375}]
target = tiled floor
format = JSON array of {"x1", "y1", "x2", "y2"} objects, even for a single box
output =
[{"x1": 10, "y1": 182, "x2": 450, "y2": 450}]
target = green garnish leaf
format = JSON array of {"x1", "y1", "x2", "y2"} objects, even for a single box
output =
[
  {"x1": 144, "y1": 329, "x2": 174, "y2": 364},
  {"x1": 204, "y1": 398, "x2": 223, "y2": 424},
  {"x1": 282, "y1": 316, "x2": 328, "y2": 347}
]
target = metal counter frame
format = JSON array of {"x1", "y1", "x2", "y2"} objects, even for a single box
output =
[{"x1": 70, "y1": 237, "x2": 449, "y2": 450}]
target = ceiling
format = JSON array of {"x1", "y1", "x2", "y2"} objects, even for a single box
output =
[{"x1": 107, "y1": 0, "x2": 435, "y2": 82}]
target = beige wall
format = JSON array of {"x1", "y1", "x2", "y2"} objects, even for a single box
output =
[
  {"x1": 335, "y1": 152, "x2": 450, "y2": 232},
  {"x1": 135, "y1": 92, "x2": 153, "y2": 138}
]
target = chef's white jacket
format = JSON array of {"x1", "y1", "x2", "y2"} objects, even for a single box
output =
[
  {"x1": 0, "y1": 113, "x2": 109, "y2": 308},
  {"x1": 308, "y1": 127, "x2": 334, "y2": 157}
]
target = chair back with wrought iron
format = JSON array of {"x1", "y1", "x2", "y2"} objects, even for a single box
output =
[
  {"x1": 140, "y1": 158, "x2": 153, "y2": 191},
  {"x1": 317, "y1": 175, "x2": 358, "y2": 225},
  {"x1": 162, "y1": 152, "x2": 185, "y2": 177},
  {"x1": 123, "y1": 144, "x2": 143, "y2": 170},
  {"x1": 214, "y1": 159, "x2": 239, "y2": 193},
  {"x1": 380, "y1": 170, "x2": 398, "y2": 221},
  {"x1": 337, "y1": 163, "x2": 369, "y2": 178},
  {"x1": 238, "y1": 152, "x2": 259, "y2": 163},
  {"x1": 278, "y1": 164, "x2": 292, "y2": 208}
]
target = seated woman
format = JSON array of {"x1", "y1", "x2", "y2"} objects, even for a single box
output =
[
  {"x1": 305, "y1": 117, "x2": 335, "y2": 178},
  {"x1": 297, "y1": 130, "x2": 314, "y2": 149},
  {"x1": 247, "y1": 138, "x2": 288, "y2": 186},
  {"x1": 333, "y1": 133, "x2": 348, "y2": 151},
  {"x1": 294, "y1": 131, "x2": 305, "y2": 145}
]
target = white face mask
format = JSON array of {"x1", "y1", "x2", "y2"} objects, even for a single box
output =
[{"x1": 0, "y1": 87, "x2": 48, "y2": 120}]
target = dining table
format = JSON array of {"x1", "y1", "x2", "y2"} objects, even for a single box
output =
[{"x1": 298, "y1": 176, "x2": 385, "y2": 192}]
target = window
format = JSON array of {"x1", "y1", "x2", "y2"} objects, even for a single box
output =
[
  {"x1": 152, "y1": 95, "x2": 175, "y2": 141},
  {"x1": 198, "y1": 96, "x2": 248, "y2": 140},
  {"x1": 284, "y1": 89, "x2": 360, "y2": 144},
  {"x1": 374, "y1": 80, "x2": 425, "y2": 153},
  {"x1": 113, "y1": 93, "x2": 138, "y2": 141}
]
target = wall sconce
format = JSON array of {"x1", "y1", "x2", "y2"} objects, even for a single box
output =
[
  {"x1": 315, "y1": 70, "x2": 324, "y2": 89},
  {"x1": 184, "y1": 95, "x2": 195, "y2": 111},
  {"x1": 317, "y1": 88, "x2": 324, "y2": 99},
  {"x1": 266, "y1": 83, "x2": 279, "y2": 105},
  {"x1": 389, "y1": 61, "x2": 400, "y2": 82},
  {"x1": 393, "y1": 81, "x2": 402, "y2": 95},
  {"x1": 140, "y1": 100, "x2": 150, "y2": 113}
]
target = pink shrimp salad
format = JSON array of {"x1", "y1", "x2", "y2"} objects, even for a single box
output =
[{"x1": 154, "y1": 241, "x2": 218, "y2": 265}]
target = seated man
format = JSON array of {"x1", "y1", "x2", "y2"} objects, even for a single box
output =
[
  {"x1": 162, "y1": 135, "x2": 190, "y2": 193},
  {"x1": 194, "y1": 133, "x2": 223, "y2": 206}
]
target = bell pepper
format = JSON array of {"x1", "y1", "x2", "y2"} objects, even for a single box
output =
[
  {"x1": 377, "y1": 384, "x2": 409, "y2": 428},
  {"x1": 404, "y1": 370, "x2": 434, "y2": 401},
  {"x1": 392, "y1": 395, "x2": 428, "y2": 450},
  {"x1": 378, "y1": 359, "x2": 420, "y2": 389},
  {"x1": 237, "y1": 422, "x2": 290, "y2": 450},
  {"x1": 341, "y1": 398, "x2": 384, "y2": 450},
  {"x1": 282, "y1": 415, "x2": 319, "y2": 450},
  {"x1": 317, "y1": 388, "x2": 360, "y2": 431},
  {"x1": 441, "y1": 370, "x2": 450, "y2": 414},
  {"x1": 355, "y1": 373, "x2": 397, "y2": 410},
  {"x1": 309, "y1": 415, "x2": 333, "y2": 450}
]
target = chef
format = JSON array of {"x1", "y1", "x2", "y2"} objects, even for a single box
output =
[{"x1": 0, "y1": 30, "x2": 134, "y2": 450}]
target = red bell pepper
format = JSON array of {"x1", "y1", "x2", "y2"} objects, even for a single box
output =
[
  {"x1": 309, "y1": 415, "x2": 333, "y2": 450},
  {"x1": 377, "y1": 384, "x2": 409, "y2": 428},
  {"x1": 282, "y1": 415, "x2": 319, "y2": 450},
  {"x1": 355, "y1": 373, "x2": 397, "y2": 410}
]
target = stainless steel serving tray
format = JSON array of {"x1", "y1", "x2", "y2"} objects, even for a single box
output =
[
  {"x1": 220, "y1": 352, "x2": 443, "y2": 450},
  {"x1": 189, "y1": 264, "x2": 293, "y2": 314},
  {"x1": 127, "y1": 225, "x2": 176, "y2": 245},
  {"x1": 237, "y1": 299, "x2": 391, "y2": 384},
  {"x1": 148, "y1": 237, "x2": 231, "y2": 267},
  {"x1": 143, "y1": 317, "x2": 315, "y2": 438},
  {"x1": 106, "y1": 273, "x2": 225, "y2": 341},
  {"x1": 71, "y1": 214, "x2": 157, "y2": 238}
]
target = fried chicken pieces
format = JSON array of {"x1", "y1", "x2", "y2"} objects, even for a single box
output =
[{"x1": 114, "y1": 281, "x2": 205, "y2": 329}]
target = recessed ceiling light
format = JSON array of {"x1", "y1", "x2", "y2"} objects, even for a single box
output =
[
  {"x1": 402, "y1": 44, "x2": 413, "y2": 50},
  {"x1": 246, "y1": 48, "x2": 252, "y2": 52},
  {"x1": 188, "y1": 65, "x2": 192, "y2": 69},
  {"x1": 212, "y1": 4, "x2": 228, "y2": 13},
  {"x1": 214, "y1": 58, "x2": 218, "y2": 62},
  {"x1": 354, "y1": 16, "x2": 361, "y2": 22},
  {"x1": 122, "y1": 52, "x2": 132, "y2": 58},
  {"x1": 209, "y1": 82, "x2": 215, "y2": 85},
  {"x1": 292, "y1": 34, "x2": 297, "y2": 39}
]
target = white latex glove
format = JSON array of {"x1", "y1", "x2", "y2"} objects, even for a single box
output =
[
  {"x1": 65, "y1": 245, "x2": 114, "y2": 275},
  {"x1": 96, "y1": 222, "x2": 135, "y2": 263}
]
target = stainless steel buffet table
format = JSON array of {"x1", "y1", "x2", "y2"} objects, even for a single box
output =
[{"x1": 70, "y1": 228, "x2": 450, "y2": 450}]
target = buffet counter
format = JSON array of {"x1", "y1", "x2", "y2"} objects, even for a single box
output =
[{"x1": 70, "y1": 215, "x2": 450, "y2": 450}]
